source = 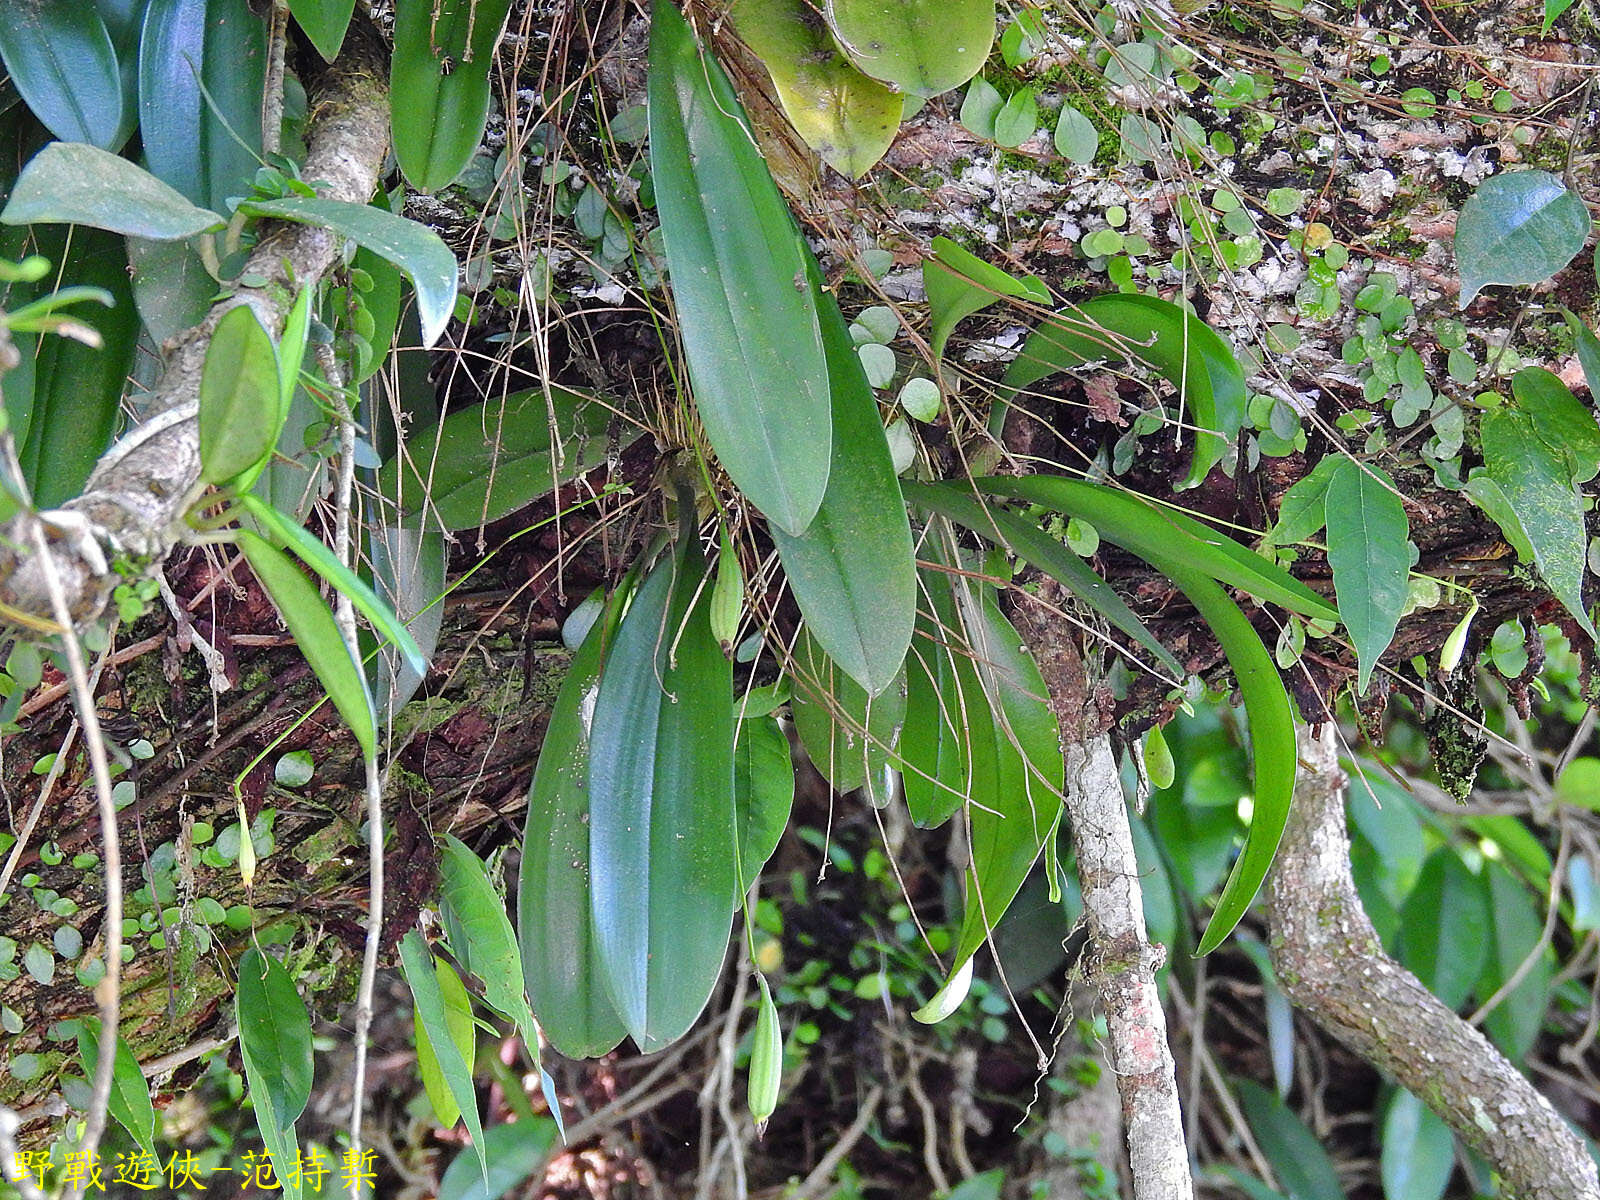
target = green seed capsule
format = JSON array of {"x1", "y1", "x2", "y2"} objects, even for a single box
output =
[
  {"x1": 1144, "y1": 724, "x2": 1176, "y2": 791},
  {"x1": 748, "y1": 975, "x2": 781, "y2": 1132},
  {"x1": 710, "y1": 526, "x2": 744, "y2": 657}
]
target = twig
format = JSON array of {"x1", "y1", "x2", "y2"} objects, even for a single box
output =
[{"x1": 786, "y1": 1086, "x2": 884, "y2": 1200}]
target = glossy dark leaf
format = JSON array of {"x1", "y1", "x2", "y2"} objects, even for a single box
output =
[
  {"x1": 734, "y1": 714, "x2": 794, "y2": 896},
  {"x1": 400, "y1": 931, "x2": 487, "y2": 1182},
  {"x1": 1456, "y1": 170, "x2": 1589, "y2": 307},
  {"x1": 236, "y1": 947, "x2": 312, "y2": 1200},
  {"x1": 439, "y1": 835, "x2": 536, "y2": 1047},
  {"x1": 0, "y1": 4, "x2": 125, "y2": 149},
  {"x1": 288, "y1": 0, "x2": 355, "y2": 61},
  {"x1": 1397, "y1": 848, "x2": 1490, "y2": 1010},
  {"x1": 1324, "y1": 459, "x2": 1409, "y2": 693},
  {"x1": 789, "y1": 624, "x2": 904, "y2": 803}
]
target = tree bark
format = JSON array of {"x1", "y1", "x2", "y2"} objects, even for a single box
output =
[{"x1": 1266, "y1": 724, "x2": 1600, "y2": 1200}]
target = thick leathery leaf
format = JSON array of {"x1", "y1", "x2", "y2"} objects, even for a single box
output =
[
  {"x1": 1324, "y1": 460, "x2": 1410, "y2": 693},
  {"x1": 436, "y1": 1120, "x2": 558, "y2": 1200},
  {"x1": 400, "y1": 932, "x2": 487, "y2": 1183},
  {"x1": 973, "y1": 476, "x2": 1338, "y2": 623},
  {"x1": 415, "y1": 957, "x2": 475, "y2": 1129},
  {"x1": 369, "y1": 520, "x2": 447, "y2": 717},
  {"x1": 770, "y1": 258, "x2": 915, "y2": 694},
  {"x1": 734, "y1": 715, "x2": 794, "y2": 896},
  {"x1": 923, "y1": 236, "x2": 1049, "y2": 359},
  {"x1": 1397, "y1": 848, "x2": 1489, "y2": 1009},
  {"x1": 1234, "y1": 1079, "x2": 1347, "y2": 1200},
  {"x1": 0, "y1": 4, "x2": 125, "y2": 149},
  {"x1": 789, "y1": 625, "x2": 905, "y2": 803},
  {"x1": 138, "y1": 0, "x2": 265, "y2": 214},
  {"x1": 1479, "y1": 862, "x2": 1554, "y2": 1061},
  {"x1": 519, "y1": 593, "x2": 629, "y2": 1059},
  {"x1": 825, "y1": 0, "x2": 996, "y2": 97},
  {"x1": 587, "y1": 541, "x2": 738, "y2": 1051},
  {"x1": 1381, "y1": 1089, "x2": 1455, "y2": 1200},
  {"x1": 199, "y1": 305, "x2": 282, "y2": 485},
  {"x1": 237, "y1": 947, "x2": 312, "y2": 1200},
  {"x1": 903, "y1": 481, "x2": 1180, "y2": 674},
  {"x1": 1456, "y1": 170, "x2": 1589, "y2": 308},
  {"x1": 390, "y1": 0, "x2": 514, "y2": 192},
  {"x1": 897, "y1": 571, "x2": 971, "y2": 828},
  {"x1": 439, "y1": 835, "x2": 537, "y2": 1047},
  {"x1": 1, "y1": 142, "x2": 224, "y2": 238},
  {"x1": 376, "y1": 386, "x2": 617, "y2": 529},
  {"x1": 238, "y1": 196, "x2": 458, "y2": 347},
  {"x1": 648, "y1": 0, "x2": 832, "y2": 536},
  {"x1": 126, "y1": 236, "x2": 216, "y2": 344},
  {"x1": 1002, "y1": 295, "x2": 1247, "y2": 488},
  {"x1": 289, "y1": 0, "x2": 355, "y2": 61},
  {"x1": 731, "y1": 0, "x2": 901, "y2": 178},
  {"x1": 236, "y1": 530, "x2": 377, "y2": 759},
  {"x1": 76, "y1": 1019, "x2": 157, "y2": 1162}
]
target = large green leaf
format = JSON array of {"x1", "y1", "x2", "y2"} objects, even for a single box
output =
[
  {"x1": 1, "y1": 141, "x2": 224, "y2": 239},
  {"x1": 289, "y1": 0, "x2": 355, "y2": 61},
  {"x1": 734, "y1": 714, "x2": 794, "y2": 896},
  {"x1": 414, "y1": 958, "x2": 475, "y2": 1129},
  {"x1": 126, "y1": 236, "x2": 216, "y2": 344},
  {"x1": 825, "y1": 0, "x2": 996, "y2": 97},
  {"x1": 769, "y1": 257, "x2": 915, "y2": 695},
  {"x1": 518, "y1": 593, "x2": 629, "y2": 1059},
  {"x1": 731, "y1": 0, "x2": 901, "y2": 178},
  {"x1": 438, "y1": 835, "x2": 537, "y2": 1048},
  {"x1": 236, "y1": 529, "x2": 377, "y2": 759},
  {"x1": 1478, "y1": 862, "x2": 1554, "y2": 1062},
  {"x1": 138, "y1": 0, "x2": 265, "y2": 214},
  {"x1": 587, "y1": 539, "x2": 738, "y2": 1051},
  {"x1": 237, "y1": 195, "x2": 458, "y2": 347},
  {"x1": 236, "y1": 947, "x2": 312, "y2": 1200},
  {"x1": 1234, "y1": 1079, "x2": 1348, "y2": 1200},
  {"x1": 1380, "y1": 1089, "x2": 1455, "y2": 1200},
  {"x1": 390, "y1": 0, "x2": 514, "y2": 192},
  {"x1": 923, "y1": 236, "x2": 1049, "y2": 360},
  {"x1": 199, "y1": 305, "x2": 282, "y2": 486},
  {"x1": 1324, "y1": 460, "x2": 1409, "y2": 693},
  {"x1": 648, "y1": 0, "x2": 832, "y2": 537},
  {"x1": 399, "y1": 931, "x2": 488, "y2": 1183},
  {"x1": 0, "y1": 4, "x2": 125, "y2": 149},
  {"x1": 897, "y1": 568, "x2": 972, "y2": 829},
  {"x1": 1455, "y1": 170, "x2": 1590, "y2": 308},
  {"x1": 789, "y1": 625, "x2": 905, "y2": 802},
  {"x1": 375, "y1": 386, "x2": 617, "y2": 530},
  {"x1": 436, "y1": 1120, "x2": 558, "y2": 1200},
  {"x1": 1396, "y1": 848, "x2": 1489, "y2": 1010},
  {"x1": 1001, "y1": 295, "x2": 1247, "y2": 489},
  {"x1": 75, "y1": 1019, "x2": 157, "y2": 1163}
]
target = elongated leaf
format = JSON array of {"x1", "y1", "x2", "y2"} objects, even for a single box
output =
[
  {"x1": 1396, "y1": 848, "x2": 1490, "y2": 1009},
  {"x1": 1381, "y1": 1089, "x2": 1455, "y2": 1200},
  {"x1": 236, "y1": 529, "x2": 377, "y2": 759},
  {"x1": 1002, "y1": 295, "x2": 1247, "y2": 488},
  {"x1": 731, "y1": 0, "x2": 901, "y2": 178},
  {"x1": 902, "y1": 480, "x2": 1180, "y2": 673},
  {"x1": 237, "y1": 947, "x2": 311, "y2": 1200},
  {"x1": 238, "y1": 195, "x2": 458, "y2": 347},
  {"x1": 0, "y1": 4, "x2": 125, "y2": 149},
  {"x1": 76, "y1": 1019, "x2": 157, "y2": 1162},
  {"x1": 390, "y1": 0, "x2": 514, "y2": 192},
  {"x1": 127, "y1": 235, "x2": 218, "y2": 345},
  {"x1": 200, "y1": 304, "x2": 282, "y2": 485},
  {"x1": 400, "y1": 931, "x2": 487, "y2": 1183},
  {"x1": 734, "y1": 715, "x2": 794, "y2": 896},
  {"x1": 898, "y1": 570, "x2": 974, "y2": 829},
  {"x1": 1234, "y1": 1079, "x2": 1348, "y2": 1200},
  {"x1": 439, "y1": 835, "x2": 537, "y2": 1047},
  {"x1": 415, "y1": 958, "x2": 476, "y2": 1129},
  {"x1": 1478, "y1": 862, "x2": 1553, "y2": 1061},
  {"x1": 648, "y1": 0, "x2": 832, "y2": 536},
  {"x1": 587, "y1": 539, "x2": 738, "y2": 1051},
  {"x1": 972, "y1": 476, "x2": 1339, "y2": 623},
  {"x1": 1, "y1": 142, "x2": 223, "y2": 237},
  {"x1": 370, "y1": 520, "x2": 447, "y2": 717},
  {"x1": 436, "y1": 1120, "x2": 558, "y2": 1200},
  {"x1": 825, "y1": 0, "x2": 996, "y2": 97},
  {"x1": 519, "y1": 593, "x2": 629, "y2": 1059},
  {"x1": 1562, "y1": 311, "x2": 1600, "y2": 403},
  {"x1": 138, "y1": 0, "x2": 265, "y2": 214},
  {"x1": 771, "y1": 258, "x2": 915, "y2": 693},
  {"x1": 375, "y1": 386, "x2": 617, "y2": 529},
  {"x1": 923, "y1": 236, "x2": 1049, "y2": 359},
  {"x1": 289, "y1": 0, "x2": 355, "y2": 61},
  {"x1": 789, "y1": 625, "x2": 905, "y2": 802},
  {"x1": 242, "y1": 495, "x2": 428, "y2": 677},
  {"x1": 1324, "y1": 460, "x2": 1409, "y2": 693},
  {"x1": 1456, "y1": 170, "x2": 1589, "y2": 308},
  {"x1": 1265, "y1": 455, "x2": 1339, "y2": 546}
]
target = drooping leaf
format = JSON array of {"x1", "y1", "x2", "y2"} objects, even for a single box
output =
[
  {"x1": 438, "y1": 835, "x2": 537, "y2": 1048},
  {"x1": 289, "y1": 0, "x2": 355, "y2": 61},
  {"x1": 1455, "y1": 170, "x2": 1590, "y2": 308},
  {"x1": 236, "y1": 529, "x2": 377, "y2": 759},
  {"x1": 789, "y1": 625, "x2": 905, "y2": 803},
  {"x1": 126, "y1": 236, "x2": 217, "y2": 345},
  {"x1": 199, "y1": 304, "x2": 282, "y2": 485},
  {"x1": 518, "y1": 592, "x2": 628, "y2": 1060},
  {"x1": 75, "y1": 1019, "x2": 157, "y2": 1163},
  {"x1": 369, "y1": 520, "x2": 447, "y2": 717},
  {"x1": 770, "y1": 257, "x2": 916, "y2": 695},
  {"x1": 731, "y1": 0, "x2": 901, "y2": 179},
  {"x1": 237, "y1": 947, "x2": 313, "y2": 1200},
  {"x1": 0, "y1": 142, "x2": 224, "y2": 239},
  {"x1": 375, "y1": 386, "x2": 619, "y2": 530},
  {"x1": 241, "y1": 494, "x2": 428, "y2": 678},
  {"x1": 734, "y1": 715, "x2": 795, "y2": 896},
  {"x1": 1544, "y1": 0, "x2": 1577, "y2": 29},
  {"x1": 1234, "y1": 1078, "x2": 1348, "y2": 1200},
  {"x1": 1323, "y1": 459, "x2": 1410, "y2": 693},
  {"x1": 399, "y1": 931, "x2": 488, "y2": 1183},
  {"x1": 923, "y1": 236, "x2": 1049, "y2": 360},
  {"x1": 237, "y1": 195, "x2": 458, "y2": 347},
  {"x1": 390, "y1": 0, "x2": 514, "y2": 192},
  {"x1": 897, "y1": 562, "x2": 979, "y2": 829},
  {"x1": 1478, "y1": 862, "x2": 1554, "y2": 1062},
  {"x1": 138, "y1": 0, "x2": 265, "y2": 214},
  {"x1": 825, "y1": 0, "x2": 996, "y2": 97},
  {"x1": 436, "y1": 1120, "x2": 559, "y2": 1200},
  {"x1": 587, "y1": 539, "x2": 738, "y2": 1052},
  {"x1": 0, "y1": 4, "x2": 126, "y2": 149},
  {"x1": 648, "y1": 0, "x2": 832, "y2": 536},
  {"x1": 415, "y1": 957, "x2": 476, "y2": 1129},
  {"x1": 1397, "y1": 849, "x2": 1490, "y2": 1010},
  {"x1": 1561, "y1": 311, "x2": 1600, "y2": 403},
  {"x1": 1001, "y1": 294, "x2": 1248, "y2": 489},
  {"x1": 1381, "y1": 1089, "x2": 1455, "y2": 1200},
  {"x1": 1265, "y1": 454, "x2": 1340, "y2": 546}
]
